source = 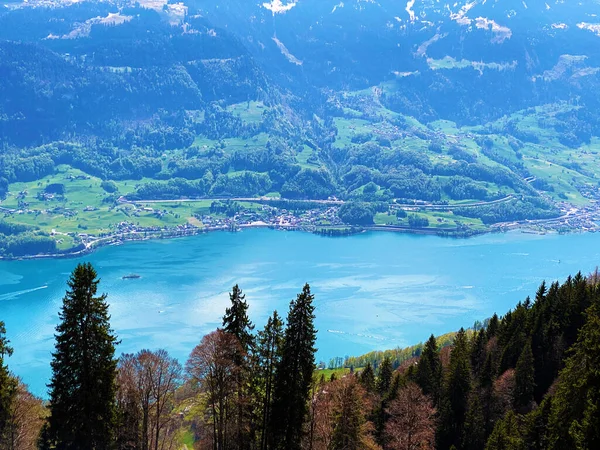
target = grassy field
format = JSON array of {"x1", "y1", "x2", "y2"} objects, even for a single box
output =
[
  {"x1": 314, "y1": 367, "x2": 352, "y2": 381},
  {"x1": 178, "y1": 429, "x2": 195, "y2": 449},
  {"x1": 374, "y1": 211, "x2": 486, "y2": 230},
  {"x1": 227, "y1": 101, "x2": 268, "y2": 125},
  {"x1": 295, "y1": 145, "x2": 320, "y2": 169},
  {"x1": 0, "y1": 166, "x2": 267, "y2": 241}
]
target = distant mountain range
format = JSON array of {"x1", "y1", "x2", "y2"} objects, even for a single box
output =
[{"x1": 3, "y1": 0, "x2": 600, "y2": 137}]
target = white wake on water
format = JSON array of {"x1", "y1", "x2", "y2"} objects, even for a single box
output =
[{"x1": 0, "y1": 285, "x2": 48, "y2": 301}]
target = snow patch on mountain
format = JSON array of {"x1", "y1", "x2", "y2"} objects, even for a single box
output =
[
  {"x1": 54, "y1": 13, "x2": 133, "y2": 39},
  {"x1": 406, "y1": 0, "x2": 416, "y2": 22},
  {"x1": 331, "y1": 2, "x2": 344, "y2": 13},
  {"x1": 263, "y1": 0, "x2": 297, "y2": 15},
  {"x1": 475, "y1": 17, "x2": 512, "y2": 43},
  {"x1": 448, "y1": 1, "x2": 477, "y2": 26},
  {"x1": 577, "y1": 22, "x2": 600, "y2": 36}
]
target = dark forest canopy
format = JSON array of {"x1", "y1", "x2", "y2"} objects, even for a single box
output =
[{"x1": 2, "y1": 264, "x2": 600, "y2": 448}]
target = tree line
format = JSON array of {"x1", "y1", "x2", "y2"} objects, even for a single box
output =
[{"x1": 1, "y1": 264, "x2": 600, "y2": 449}]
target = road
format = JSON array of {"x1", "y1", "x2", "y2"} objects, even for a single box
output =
[
  {"x1": 119, "y1": 195, "x2": 516, "y2": 210},
  {"x1": 118, "y1": 196, "x2": 345, "y2": 205},
  {"x1": 391, "y1": 195, "x2": 515, "y2": 211}
]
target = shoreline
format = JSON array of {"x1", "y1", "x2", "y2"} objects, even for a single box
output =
[{"x1": 0, "y1": 220, "x2": 565, "y2": 262}]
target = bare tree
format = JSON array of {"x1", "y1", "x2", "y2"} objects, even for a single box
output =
[
  {"x1": 588, "y1": 266, "x2": 600, "y2": 285},
  {"x1": 306, "y1": 376, "x2": 333, "y2": 450},
  {"x1": 117, "y1": 349, "x2": 182, "y2": 450},
  {"x1": 3, "y1": 381, "x2": 46, "y2": 450},
  {"x1": 385, "y1": 383, "x2": 436, "y2": 450},
  {"x1": 491, "y1": 369, "x2": 515, "y2": 423},
  {"x1": 116, "y1": 353, "x2": 142, "y2": 450},
  {"x1": 186, "y1": 330, "x2": 241, "y2": 450}
]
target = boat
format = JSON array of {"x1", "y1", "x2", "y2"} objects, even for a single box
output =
[{"x1": 122, "y1": 274, "x2": 141, "y2": 280}]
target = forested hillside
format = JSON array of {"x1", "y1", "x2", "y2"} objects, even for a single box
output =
[
  {"x1": 3, "y1": 0, "x2": 600, "y2": 256},
  {"x1": 0, "y1": 264, "x2": 599, "y2": 449}
]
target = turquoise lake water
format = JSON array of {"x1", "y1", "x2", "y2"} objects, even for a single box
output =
[{"x1": 1, "y1": 228, "x2": 599, "y2": 397}]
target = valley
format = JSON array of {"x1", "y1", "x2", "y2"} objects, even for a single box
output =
[
  {"x1": 3, "y1": 96, "x2": 600, "y2": 258},
  {"x1": 3, "y1": 1, "x2": 600, "y2": 256},
  {"x1": 3, "y1": 1, "x2": 600, "y2": 449}
]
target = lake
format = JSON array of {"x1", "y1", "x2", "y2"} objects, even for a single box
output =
[{"x1": 1, "y1": 228, "x2": 599, "y2": 396}]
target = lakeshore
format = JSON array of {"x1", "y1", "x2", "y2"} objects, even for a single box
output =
[
  {"x1": 2, "y1": 170, "x2": 600, "y2": 260},
  {"x1": 0, "y1": 211, "x2": 593, "y2": 261},
  {"x1": 0, "y1": 219, "x2": 556, "y2": 261}
]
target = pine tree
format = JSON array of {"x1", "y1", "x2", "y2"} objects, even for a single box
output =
[
  {"x1": 222, "y1": 284, "x2": 255, "y2": 449},
  {"x1": 255, "y1": 311, "x2": 284, "y2": 450},
  {"x1": 547, "y1": 304, "x2": 600, "y2": 449},
  {"x1": 373, "y1": 357, "x2": 395, "y2": 446},
  {"x1": 486, "y1": 314, "x2": 499, "y2": 340},
  {"x1": 485, "y1": 410, "x2": 526, "y2": 450},
  {"x1": 0, "y1": 321, "x2": 16, "y2": 444},
  {"x1": 377, "y1": 357, "x2": 393, "y2": 396},
  {"x1": 269, "y1": 284, "x2": 317, "y2": 450},
  {"x1": 359, "y1": 363, "x2": 375, "y2": 393},
  {"x1": 330, "y1": 376, "x2": 373, "y2": 450},
  {"x1": 438, "y1": 328, "x2": 472, "y2": 450},
  {"x1": 470, "y1": 329, "x2": 487, "y2": 380},
  {"x1": 514, "y1": 340, "x2": 535, "y2": 413},
  {"x1": 416, "y1": 334, "x2": 442, "y2": 406},
  {"x1": 522, "y1": 396, "x2": 552, "y2": 450},
  {"x1": 530, "y1": 281, "x2": 562, "y2": 402},
  {"x1": 47, "y1": 263, "x2": 119, "y2": 450},
  {"x1": 463, "y1": 392, "x2": 486, "y2": 450},
  {"x1": 223, "y1": 284, "x2": 255, "y2": 355}
]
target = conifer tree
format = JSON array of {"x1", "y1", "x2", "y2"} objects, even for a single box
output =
[
  {"x1": 521, "y1": 396, "x2": 552, "y2": 450},
  {"x1": 222, "y1": 284, "x2": 255, "y2": 449},
  {"x1": 463, "y1": 392, "x2": 486, "y2": 450},
  {"x1": 255, "y1": 310, "x2": 284, "y2": 450},
  {"x1": 223, "y1": 284, "x2": 255, "y2": 355},
  {"x1": 486, "y1": 314, "x2": 499, "y2": 340},
  {"x1": 359, "y1": 363, "x2": 376, "y2": 393},
  {"x1": 416, "y1": 334, "x2": 442, "y2": 406},
  {"x1": 330, "y1": 376, "x2": 373, "y2": 450},
  {"x1": 377, "y1": 357, "x2": 393, "y2": 396},
  {"x1": 547, "y1": 304, "x2": 600, "y2": 449},
  {"x1": 269, "y1": 284, "x2": 317, "y2": 450},
  {"x1": 514, "y1": 340, "x2": 535, "y2": 413},
  {"x1": 485, "y1": 410, "x2": 526, "y2": 450},
  {"x1": 438, "y1": 328, "x2": 472, "y2": 450},
  {"x1": 47, "y1": 263, "x2": 118, "y2": 450},
  {"x1": 470, "y1": 329, "x2": 487, "y2": 380}
]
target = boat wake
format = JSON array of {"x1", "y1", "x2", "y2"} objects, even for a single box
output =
[
  {"x1": 327, "y1": 329, "x2": 386, "y2": 341},
  {"x1": 0, "y1": 285, "x2": 48, "y2": 301}
]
